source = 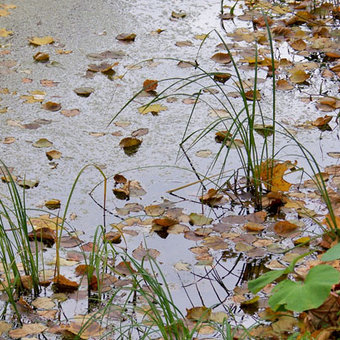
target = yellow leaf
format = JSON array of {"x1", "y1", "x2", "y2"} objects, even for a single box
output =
[
  {"x1": 28, "y1": 36, "x2": 54, "y2": 46},
  {"x1": 290, "y1": 69, "x2": 310, "y2": 84},
  {"x1": 260, "y1": 160, "x2": 292, "y2": 192},
  {"x1": 138, "y1": 103, "x2": 167, "y2": 115},
  {"x1": 0, "y1": 28, "x2": 13, "y2": 37},
  {"x1": 0, "y1": 9, "x2": 9, "y2": 16}
]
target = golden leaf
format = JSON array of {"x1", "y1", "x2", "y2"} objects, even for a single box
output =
[
  {"x1": 260, "y1": 160, "x2": 292, "y2": 192},
  {"x1": 28, "y1": 36, "x2": 54, "y2": 46},
  {"x1": 138, "y1": 103, "x2": 167, "y2": 115},
  {"x1": 0, "y1": 28, "x2": 12, "y2": 37}
]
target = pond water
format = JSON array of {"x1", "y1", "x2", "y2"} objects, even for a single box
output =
[{"x1": 0, "y1": 0, "x2": 339, "y2": 334}]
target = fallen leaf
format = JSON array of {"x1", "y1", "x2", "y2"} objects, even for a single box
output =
[
  {"x1": 32, "y1": 297, "x2": 55, "y2": 309},
  {"x1": 312, "y1": 115, "x2": 332, "y2": 127},
  {"x1": 214, "y1": 73, "x2": 231, "y2": 83},
  {"x1": 174, "y1": 262, "x2": 191, "y2": 271},
  {"x1": 290, "y1": 69, "x2": 310, "y2": 84},
  {"x1": 0, "y1": 28, "x2": 12, "y2": 37},
  {"x1": 60, "y1": 108, "x2": 80, "y2": 117},
  {"x1": 9, "y1": 323, "x2": 47, "y2": 339},
  {"x1": 132, "y1": 243, "x2": 160, "y2": 260},
  {"x1": 138, "y1": 103, "x2": 167, "y2": 115},
  {"x1": 143, "y1": 79, "x2": 158, "y2": 92},
  {"x1": 290, "y1": 39, "x2": 307, "y2": 51},
  {"x1": 245, "y1": 90, "x2": 261, "y2": 101},
  {"x1": 211, "y1": 52, "x2": 231, "y2": 64},
  {"x1": 3, "y1": 136, "x2": 15, "y2": 144},
  {"x1": 33, "y1": 138, "x2": 53, "y2": 148},
  {"x1": 276, "y1": 79, "x2": 294, "y2": 91},
  {"x1": 29, "y1": 36, "x2": 54, "y2": 46},
  {"x1": 199, "y1": 188, "x2": 223, "y2": 206},
  {"x1": 131, "y1": 128, "x2": 149, "y2": 137},
  {"x1": 244, "y1": 222, "x2": 265, "y2": 232},
  {"x1": 45, "y1": 199, "x2": 61, "y2": 210},
  {"x1": 87, "y1": 62, "x2": 116, "y2": 73},
  {"x1": 274, "y1": 220, "x2": 298, "y2": 235},
  {"x1": 186, "y1": 306, "x2": 211, "y2": 321},
  {"x1": 17, "y1": 179, "x2": 39, "y2": 189},
  {"x1": 67, "y1": 315, "x2": 104, "y2": 339},
  {"x1": 74, "y1": 87, "x2": 94, "y2": 97},
  {"x1": 52, "y1": 275, "x2": 79, "y2": 293},
  {"x1": 40, "y1": 79, "x2": 59, "y2": 87},
  {"x1": 115, "y1": 261, "x2": 136, "y2": 276},
  {"x1": 46, "y1": 150, "x2": 62, "y2": 161},
  {"x1": 171, "y1": 10, "x2": 186, "y2": 18},
  {"x1": 175, "y1": 40, "x2": 193, "y2": 47},
  {"x1": 195, "y1": 149, "x2": 212, "y2": 158},
  {"x1": 144, "y1": 204, "x2": 165, "y2": 216},
  {"x1": 153, "y1": 217, "x2": 178, "y2": 227},
  {"x1": 260, "y1": 160, "x2": 293, "y2": 192},
  {"x1": 28, "y1": 227, "x2": 56, "y2": 246},
  {"x1": 42, "y1": 101, "x2": 61, "y2": 111},
  {"x1": 177, "y1": 60, "x2": 196, "y2": 68},
  {"x1": 189, "y1": 213, "x2": 213, "y2": 226},
  {"x1": 116, "y1": 33, "x2": 136, "y2": 41},
  {"x1": 33, "y1": 52, "x2": 49, "y2": 62}
]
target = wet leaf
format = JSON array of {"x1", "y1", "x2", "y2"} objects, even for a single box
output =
[
  {"x1": 21, "y1": 90, "x2": 46, "y2": 103},
  {"x1": 33, "y1": 138, "x2": 53, "y2": 148},
  {"x1": 132, "y1": 243, "x2": 160, "y2": 260},
  {"x1": 45, "y1": 199, "x2": 61, "y2": 210},
  {"x1": 119, "y1": 137, "x2": 142, "y2": 148},
  {"x1": 29, "y1": 36, "x2": 54, "y2": 46},
  {"x1": 244, "y1": 222, "x2": 265, "y2": 232},
  {"x1": 17, "y1": 179, "x2": 39, "y2": 189},
  {"x1": 195, "y1": 149, "x2": 212, "y2": 158},
  {"x1": 254, "y1": 124, "x2": 274, "y2": 137},
  {"x1": 245, "y1": 90, "x2": 261, "y2": 101},
  {"x1": 131, "y1": 128, "x2": 149, "y2": 137},
  {"x1": 87, "y1": 62, "x2": 116, "y2": 73},
  {"x1": 177, "y1": 60, "x2": 196, "y2": 68},
  {"x1": 199, "y1": 188, "x2": 223, "y2": 206},
  {"x1": 213, "y1": 72, "x2": 231, "y2": 83},
  {"x1": 209, "y1": 108, "x2": 229, "y2": 118},
  {"x1": 42, "y1": 101, "x2": 61, "y2": 111},
  {"x1": 260, "y1": 160, "x2": 292, "y2": 192},
  {"x1": 9, "y1": 323, "x2": 47, "y2": 339},
  {"x1": 52, "y1": 275, "x2": 79, "y2": 293},
  {"x1": 3, "y1": 136, "x2": 15, "y2": 144},
  {"x1": 143, "y1": 79, "x2": 158, "y2": 92},
  {"x1": 274, "y1": 221, "x2": 298, "y2": 235},
  {"x1": 186, "y1": 306, "x2": 211, "y2": 322},
  {"x1": 144, "y1": 204, "x2": 165, "y2": 216},
  {"x1": 290, "y1": 39, "x2": 307, "y2": 51},
  {"x1": 46, "y1": 150, "x2": 62, "y2": 160},
  {"x1": 116, "y1": 33, "x2": 136, "y2": 41},
  {"x1": 67, "y1": 315, "x2": 104, "y2": 339},
  {"x1": 211, "y1": 52, "x2": 231, "y2": 64},
  {"x1": 115, "y1": 261, "x2": 136, "y2": 276},
  {"x1": 195, "y1": 34, "x2": 208, "y2": 40},
  {"x1": 175, "y1": 40, "x2": 193, "y2": 47},
  {"x1": 104, "y1": 231, "x2": 121, "y2": 244},
  {"x1": 40, "y1": 79, "x2": 59, "y2": 87},
  {"x1": 153, "y1": 217, "x2": 177, "y2": 227},
  {"x1": 33, "y1": 52, "x2": 49, "y2": 62},
  {"x1": 202, "y1": 236, "x2": 228, "y2": 250},
  {"x1": 138, "y1": 103, "x2": 167, "y2": 115},
  {"x1": 189, "y1": 213, "x2": 213, "y2": 226},
  {"x1": 327, "y1": 152, "x2": 340, "y2": 159},
  {"x1": 28, "y1": 227, "x2": 56, "y2": 246},
  {"x1": 32, "y1": 297, "x2": 55, "y2": 309},
  {"x1": 74, "y1": 87, "x2": 94, "y2": 97}
]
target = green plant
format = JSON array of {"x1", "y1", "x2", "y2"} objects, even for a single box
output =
[{"x1": 248, "y1": 252, "x2": 340, "y2": 312}]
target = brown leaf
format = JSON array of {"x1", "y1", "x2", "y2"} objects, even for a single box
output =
[
  {"x1": 74, "y1": 87, "x2": 94, "y2": 97},
  {"x1": 312, "y1": 115, "x2": 332, "y2": 127},
  {"x1": 213, "y1": 73, "x2": 231, "y2": 83},
  {"x1": 116, "y1": 33, "x2": 136, "y2": 41},
  {"x1": 33, "y1": 52, "x2": 50, "y2": 62},
  {"x1": 132, "y1": 242, "x2": 160, "y2": 260},
  {"x1": 45, "y1": 199, "x2": 61, "y2": 209},
  {"x1": 46, "y1": 150, "x2": 62, "y2": 160},
  {"x1": 153, "y1": 217, "x2": 177, "y2": 227},
  {"x1": 119, "y1": 137, "x2": 142, "y2": 148},
  {"x1": 290, "y1": 69, "x2": 310, "y2": 84},
  {"x1": 245, "y1": 90, "x2": 261, "y2": 101},
  {"x1": 52, "y1": 274, "x2": 79, "y2": 293},
  {"x1": 274, "y1": 221, "x2": 298, "y2": 235},
  {"x1": 211, "y1": 52, "x2": 231, "y2": 64},
  {"x1": 276, "y1": 79, "x2": 294, "y2": 91},
  {"x1": 67, "y1": 316, "x2": 104, "y2": 339},
  {"x1": 75, "y1": 264, "x2": 94, "y2": 276},
  {"x1": 290, "y1": 39, "x2": 307, "y2": 51},
  {"x1": 9, "y1": 323, "x2": 47, "y2": 339},
  {"x1": 143, "y1": 79, "x2": 158, "y2": 92},
  {"x1": 199, "y1": 188, "x2": 223, "y2": 206},
  {"x1": 87, "y1": 62, "x2": 116, "y2": 73},
  {"x1": 186, "y1": 306, "x2": 212, "y2": 321},
  {"x1": 40, "y1": 79, "x2": 59, "y2": 87},
  {"x1": 115, "y1": 261, "x2": 136, "y2": 276},
  {"x1": 104, "y1": 231, "x2": 122, "y2": 244},
  {"x1": 42, "y1": 101, "x2": 61, "y2": 111},
  {"x1": 260, "y1": 160, "x2": 293, "y2": 192},
  {"x1": 244, "y1": 222, "x2": 265, "y2": 232}
]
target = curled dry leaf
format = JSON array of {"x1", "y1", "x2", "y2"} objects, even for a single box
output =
[
  {"x1": 312, "y1": 115, "x2": 332, "y2": 127},
  {"x1": 211, "y1": 52, "x2": 231, "y2": 64},
  {"x1": 104, "y1": 231, "x2": 122, "y2": 244},
  {"x1": 46, "y1": 150, "x2": 62, "y2": 160},
  {"x1": 42, "y1": 101, "x2": 61, "y2": 111},
  {"x1": 33, "y1": 52, "x2": 49, "y2": 62},
  {"x1": 74, "y1": 87, "x2": 94, "y2": 97},
  {"x1": 116, "y1": 33, "x2": 136, "y2": 41},
  {"x1": 143, "y1": 79, "x2": 158, "y2": 92},
  {"x1": 29, "y1": 36, "x2": 54, "y2": 46}
]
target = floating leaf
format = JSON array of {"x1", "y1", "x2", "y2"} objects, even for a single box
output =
[
  {"x1": 186, "y1": 306, "x2": 211, "y2": 321},
  {"x1": 87, "y1": 62, "x2": 116, "y2": 73},
  {"x1": 189, "y1": 213, "x2": 213, "y2": 226},
  {"x1": 312, "y1": 115, "x2": 332, "y2": 127},
  {"x1": 177, "y1": 60, "x2": 196, "y2": 68},
  {"x1": 60, "y1": 108, "x2": 80, "y2": 117},
  {"x1": 211, "y1": 52, "x2": 231, "y2": 64},
  {"x1": 67, "y1": 315, "x2": 104, "y2": 339},
  {"x1": 199, "y1": 188, "x2": 223, "y2": 206},
  {"x1": 131, "y1": 128, "x2": 149, "y2": 137},
  {"x1": 138, "y1": 103, "x2": 167, "y2": 115},
  {"x1": 144, "y1": 204, "x2": 165, "y2": 216},
  {"x1": 245, "y1": 90, "x2": 261, "y2": 101},
  {"x1": 9, "y1": 323, "x2": 47, "y2": 339},
  {"x1": 52, "y1": 275, "x2": 79, "y2": 293},
  {"x1": 46, "y1": 150, "x2": 62, "y2": 160},
  {"x1": 33, "y1": 52, "x2": 49, "y2": 62},
  {"x1": 28, "y1": 227, "x2": 56, "y2": 247},
  {"x1": 175, "y1": 40, "x2": 193, "y2": 47},
  {"x1": 143, "y1": 79, "x2": 158, "y2": 92},
  {"x1": 33, "y1": 138, "x2": 53, "y2": 148},
  {"x1": 153, "y1": 217, "x2": 177, "y2": 227},
  {"x1": 104, "y1": 231, "x2": 121, "y2": 244},
  {"x1": 45, "y1": 199, "x2": 61, "y2": 210},
  {"x1": 213, "y1": 73, "x2": 231, "y2": 83},
  {"x1": 132, "y1": 243, "x2": 160, "y2": 260},
  {"x1": 244, "y1": 222, "x2": 265, "y2": 232},
  {"x1": 274, "y1": 221, "x2": 298, "y2": 235},
  {"x1": 17, "y1": 179, "x2": 39, "y2": 189},
  {"x1": 74, "y1": 87, "x2": 94, "y2": 97},
  {"x1": 0, "y1": 28, "x2": 12, "y2": 37},
  {"x1": 260, "y1": 160, "x2": 292, "y2": 192},
  {"x1": 40, "y1": 79, "x2": 59, "y2": 87},
  {"x1": 29, "y1": 36, "x2": 54, "y2": 46},
  {"x1": 3, "y1": 136, "x2": 15, "y2": 144},
  {"x1": 195, "y1": 149, "x2": 212, "y2": 158},
  {"x1": 254, "y1": 124, "x2": 274, "y2": 137},
  {"x1": 42, "y1": 101, "x2": 61, "y2": 111},
  {"x1": 116, "y1": 33, "x2": 136, "y2": 41},
  {"x1": 174, "y1": 262, "x2": 191, "y2": 271},
  {"x1": 32, "y1": 297, "x2": 55, "y2": 309}
]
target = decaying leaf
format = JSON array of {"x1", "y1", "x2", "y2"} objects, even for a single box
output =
[
  {"x1": 132, "y1": 243, "x2": 160, "y2": 260},
  {"x1": 60, "y1": 108, "x2": 80, "y2": 117},
  {"x1": 186, "y1": 306, "x2": 212, "y2": 321},
  {"x1": 199, "y1": 188, "x2": 223, "y2": 206},
  {"x1": 213, "y1": 73, "x2": 231, "y2": 83},
  {"x1": 290, "y1": 69, "x2": 310, "y2": 84},
  {"x1": 144, "y1": 204, "x2": 165, "y2": 216},
  {"x1": 29, "y1": 36, "x2": 54, "y2": 46},
  {"x1": 312, "y1": 115, "x2": 332, "y2": 127},
  {"x1": 33, "y1": 138, "x2": 53, "y2": 148},
  {"x1": 87, "y1": 62, "x2": 116, "y2": 73},
  {"x1": 119, "y1": 137, "x2": 142, "y2": 156},
  {"x1": 28, "y1": 227, "x2": 56, "y2": 246},
  {"x1": 138, "y1": 103, "x2": 167, "y2": 115},
  {"x1": 67, "y1": 315, "x2": 104, "y2": 339},
  {"x1": 0, "y1": 28, "x2": 12, "y2": 37},
  {"x1": 143, "y1": 79, "x2": 158, "y2": 92},
  {"x1": 45, "y1": 199, "x2": 61, "y2": 210},
  {"x1": 171, "y1": 10, "x2": 186, "y2": 18},
  {"x1": 17, "y1": 179, "x2": 39, "y2": 189},
  {"x1": 254, "y1": 124, "x2": 274, "y2": 137},
  {"x1": 276, "y1": 79, "x2": 294, "y2": 91},
  {"x1": 189, "y1": 213, "x2": 213, "y2": 226},
  {"x1": 115, "y1": 261, "x2": 136, "y2": 276},
  {"x1": 153, "y1": 217, "x2": 178, "y2": 227},
  {"x1": 9, "y1": 323, "x2": 47, "y2": 339},
  {"x1": 104, "y1": 231, "x2": 122, "y2": 244},
  {"x1": 245, "y1": 90, "x2": 261, "y2": 101}
]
